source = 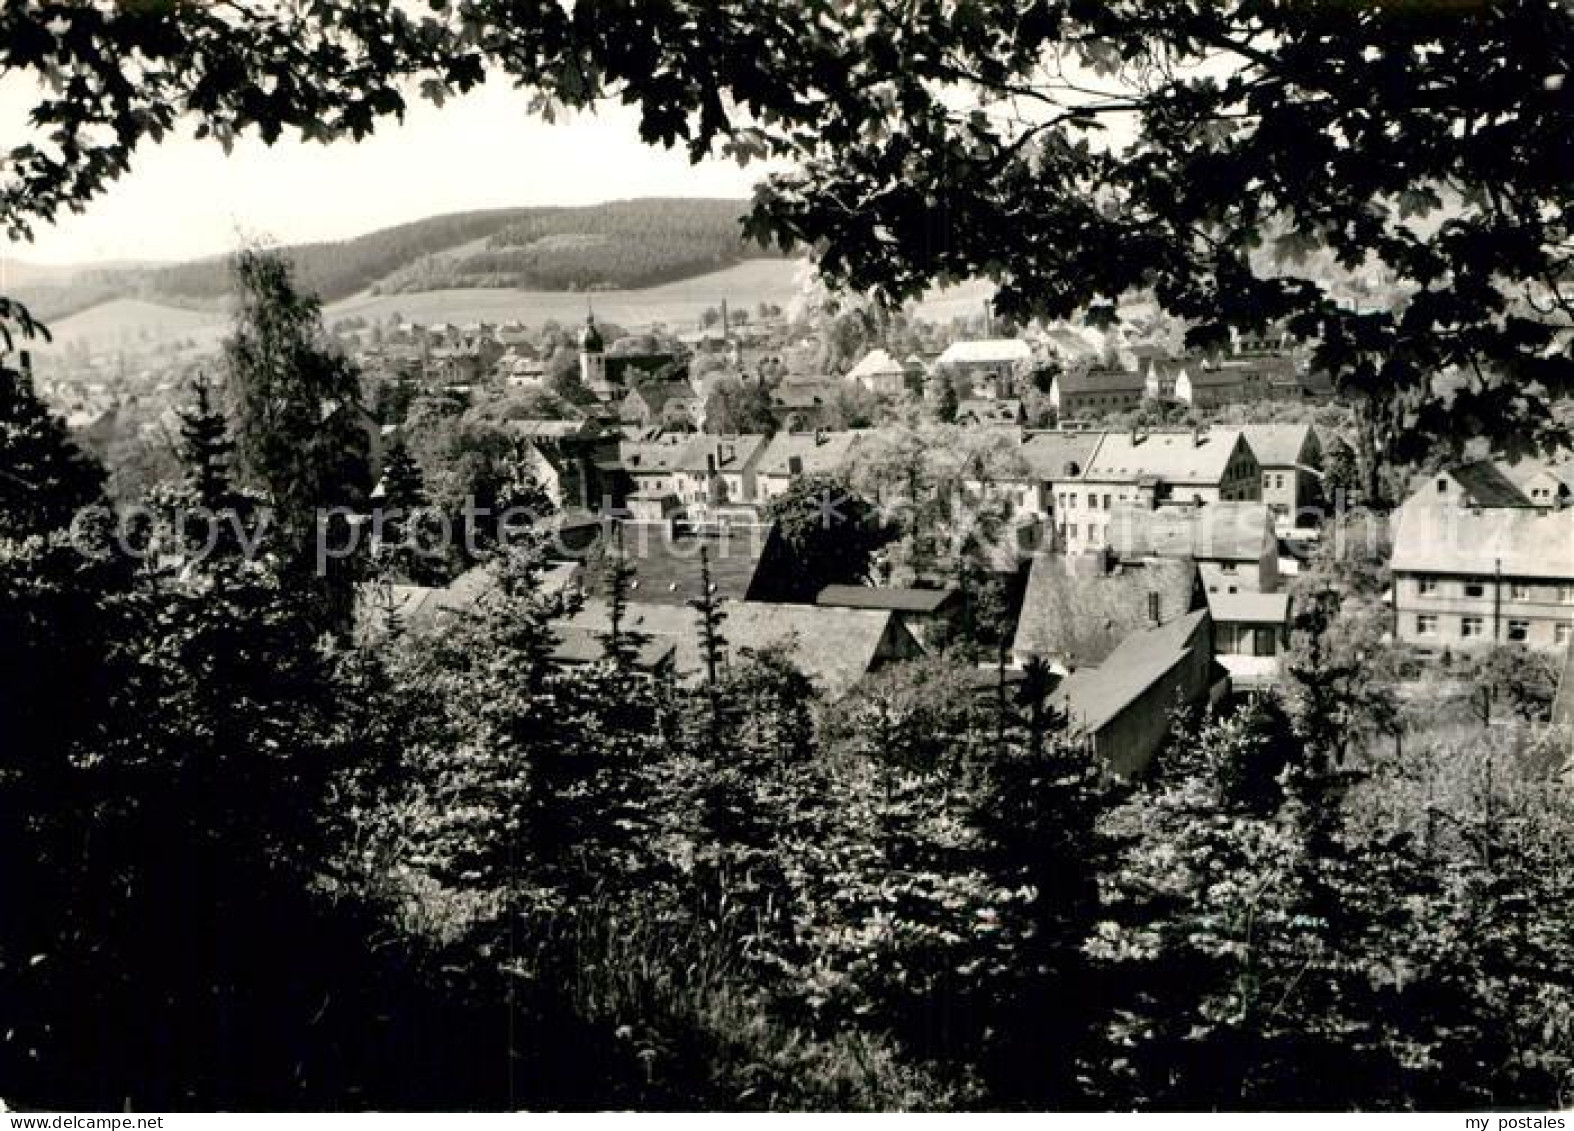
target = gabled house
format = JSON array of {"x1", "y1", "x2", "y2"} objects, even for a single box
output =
[
  {"x1": 614, "y1": 433, "x2": 768, "y2": 516},
  {"x1": 754, "y1": 430, "x2": 865, "y2": 503},
  {"x1": 1050, "y1": 608, "x2": 1219, "y2": 777},
  {"x1": 935, "y1": 338, "x2": 1034, "y2": 399},
  {"x1": 846, "y1": 348, "x2": 912, "y2": 396},
  {"x1": 1207, "y1": 589, "x2": 1293, "y2": 692},
  {"x1": 1240, "y1": 423, "x2": 1324, "y2": 525},
  {"x1": 1011, "y1": 430, "x2": 1104, "y2": 524},
  {"x1": 1106, "y1": 501, "x2": 1280, "y2": 593},
  {"x1": 768, "y1": 378, "x2": 842, "y2": 431},
  {"x1": 1412, "y1": 461, "x2": 1535, "y2": 510},
  {"x1": 1011, "y1": 551, "x2": 1203, "y2": 670},
  {"x1": 620, "y1": 380, "x2": 700, "y2": 430},
  {"x1": 559, "y1": 597, "x2": 920, "y2": 699},
  {"x1": 1390, "y1": 497, "x2": 1574, "y2": 653},
  {"x1": 507, "y1": 418, "x2": 616, "y2": 511},
  {"x1": 1509, "y1": 459, "x2": 1574, "y2": 510},
  {"x1": 1049, "y1": 366, "x2": 1148, "y2": 417},
  {"x1": 1053, "y1": 428, "x2": 1262, "y2": 554}
]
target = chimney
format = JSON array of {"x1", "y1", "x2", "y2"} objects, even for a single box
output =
[{"x1": 1192, "y1": 423, "x2": 1204, "y2": 447}]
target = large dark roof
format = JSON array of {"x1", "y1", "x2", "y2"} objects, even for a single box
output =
[
  {"x1": 1447, "y1": 461, "x2": 1535, "y2": 507},
  {"x1": 561, "y1": 598, "x2": 903, "y2": 699},
  {"x1": 1011, "y1": 552, "x2": 1202, "y2": 667},
  {"x1": 1050, "y1": 609, "x2": 1210, "y2": 733},
  {"x1": 816, "y1": 584, "x2": 960, "y2": 613},
  {"x1": 580, "y1": 521, "x2": 787, "y2": 606}
]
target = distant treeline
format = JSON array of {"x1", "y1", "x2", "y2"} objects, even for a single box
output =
[
  {"x1": 23, "y1": 200, "x2": 786, "y2": 317},
  {"x1": 379, "y1": 198, "x2": 785, "y2": 293},
  {"x1": 147, "y1": 208, "x2": 541, "y2": 303}
]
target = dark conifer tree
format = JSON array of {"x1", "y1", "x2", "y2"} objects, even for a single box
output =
[{"x1": 378, "y1": 438, "x2": 425, "y2": 510}]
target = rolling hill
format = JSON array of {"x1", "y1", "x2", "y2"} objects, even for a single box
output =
[
  {"x1": 36, "y1": 258, "x2": 813, "y2": 354},
  {"x1": 6, "y1": 198, "x2": 787, "y2": 323}
]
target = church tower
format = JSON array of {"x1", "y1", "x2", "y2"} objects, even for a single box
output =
[{"x1": 578, "y1": 310, "x2": 609, "y2": 397}]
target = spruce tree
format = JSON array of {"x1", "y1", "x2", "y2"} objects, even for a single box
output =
[
  {"x1": 688, "y1": 545, "x2": 728, "y2": 756},
  {"x1": 177, "y1": 376, "x2": 235, "y2": 511},
  {"x1": 378, "y1": 438, "x2": 425, "y2": 510}
]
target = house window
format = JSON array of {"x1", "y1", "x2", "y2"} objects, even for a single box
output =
[
  {"x1": 1463, "y1": 581, "x2": 1485, "y2": 598},
  {"x1": 1102, "y1": 493, "x2": 1112, "y2": 509},
  {"x1": 1557, "y1": 623, "x2": 1572, "y2": 646},
  {"x1": 1510, "y1": 582, "x2": 1531, "y2": 601},
  {"x1": 1089, "y1": 526, "x2": 1101, "y2": 546},
  {"x1": 1561, "y1": 585, "x2": 1574, "y2": 604},
  {"x1": 1461, "y1": 616, "x2": 1485, "y2": 639},
  {"x1": 1416, "y1": 614, "x2": 1438, "y2": 636},
  {"x1": 1507, "y1": 620, "x2": 1530, "y2": 643},
  {"x1": 1068, "y1": 524, "x2": 1079, "y2": 541},
  {"x1": 1220, "y1": 563, "x2": 1237, "y2": 574},
  {"x1": 1417, "y1": 577, "x2": 1438, "y2": 596},
  {"x1": 1436, "y1": 478, "x2": 1449, "y2": 494}
]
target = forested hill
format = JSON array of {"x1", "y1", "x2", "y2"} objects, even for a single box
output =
[
  {"x1": 376, "y1": 198, "x2": 785, "y2": 294},
  {"x1": 148, "y1": 207, "x2": 540, "y2": 304},
  {"x1": 9, "y1": 198, "x2": 783, "y2": 319}
]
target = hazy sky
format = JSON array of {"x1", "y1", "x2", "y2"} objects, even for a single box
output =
[{"x1": 0, "y1": 75, "x2": 769, "y2": 266}]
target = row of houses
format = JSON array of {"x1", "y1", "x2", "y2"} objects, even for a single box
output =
[
  {"x1": 510, "y1": 420, "x2": 1329, "y2": 546},
  {"x1": 843, "y1": 333, "x2": 1332, "y2": 415}
]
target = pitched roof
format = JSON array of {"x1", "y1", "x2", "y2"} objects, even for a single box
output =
[
  {"x1": 1106, "y1": 502, "x2": 1276, "y2": 563},
  {"x1": 551, "y1": 623, "x2": 676, "y2": 670},
  {"x1": 816, "y1": 584, "x2": 960, "y2": 614},
  {"x1": 1081, "y1": 429, "x2": 1250, "y2": 486},
  {"x1": 1018, "y1": 431, "x2": 1103, "y2": 481},
  {"x1": 1206, "y1": 588, "x2": 1291, "y2": 624},
  {"x1": 1445, "y1": 461, "x2": 1535, "y2": 507},
  {"x1": 1050, "y1": 609, "x2": 1210, "y2": 733},
  {"x1": 581, "y1": 522, "x2": 781, "y2": 605},
  {"x1": 938, "y1": 338, "x2": 1033, "y2": 367},
  {"x1": 771, "y1": 378, "x2": 841, "y2": 410},
  {"x1": 1183, "y1": 365, "x2": 1249, "y2": 388},
  {"x1": 1390, "y1": 503, "x2": 1574, "y2": 579},
  {"x1": 619, "y1": 434, "x2": 695, "y2": 474},
  {"x1": 756, "y1": 429, "x2": 864, "y2": 478},
  {"x1": 1011, "y1": 552, "x2": 1202, "y2": 666},
  {"x1": 561, "y1": 598, "x2": 901, "y2": 699},
  {"x1": 1514, "y1": 459, "x2": 1574, "y2": 490},
  {"x1": 670, "y1": 433, "x2": 770, "y2": 474},
  {"x1": 846, "y1": 348, "x2": 908, "y2": 381},
  {"x1": 1240, "y1": 423, "x2": 1319, "y2": 468},
  {"x1": 622, "y1": 380, "x2": 693, "y2": 418},
  {"x1": 1054, "y1": 367, "x2": 1147, "y2": 394}
]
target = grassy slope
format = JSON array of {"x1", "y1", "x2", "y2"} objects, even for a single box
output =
[{"x1": 37, "y1": 261, "x2": 996, "y2": 356}]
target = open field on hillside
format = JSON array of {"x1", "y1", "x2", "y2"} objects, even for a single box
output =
[{"x1": 35, "y1": 259, "x2": 998, "y2": 357}]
